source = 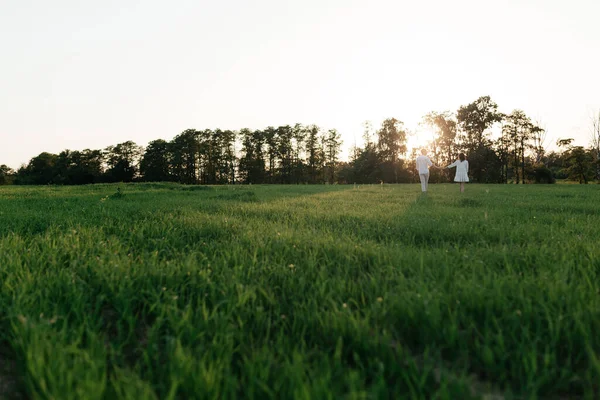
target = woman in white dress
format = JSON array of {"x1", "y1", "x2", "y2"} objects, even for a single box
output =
[{"x1": 447, "y1": 153, "x2": 469, "y2": 192}]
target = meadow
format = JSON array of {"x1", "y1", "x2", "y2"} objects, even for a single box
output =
[{"x1": 0, "y1": 182, "x2": 599, "y2": 399}]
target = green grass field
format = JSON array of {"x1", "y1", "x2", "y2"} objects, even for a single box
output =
[{"x1": 0, "y1": 183, "x2": 599, "y2": 399}]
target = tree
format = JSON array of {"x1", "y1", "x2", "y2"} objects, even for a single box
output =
[
  {"x1": 239, "y1": 128, "x2": 266, "y2": 184},
  {"x1": 169, "y1": 130, "x2": 199, "y2": 184},
  {"x1": 495, "y1": 120, "x2": 511, "y2": 184},
  {"x1": 305, "y1": 125, "x2": 323, "y2": 184},
  {"x1": 104, "y1": 141, "x2": 143, "y2": 183},
  {"x1": 567, "y1": 147, "x2": 594, "y2": 184},
  {"x1": 348, "y1": 145, "x2": 382, "y2": 184},
  {"x1": 346, "y1": 121, "x2": 382, "y2": 184},
  {"x1": 502, "y1": 110, "x2": 539, "y2": 184},
  {"x1": 291, "y1": 123, "x2": 307, "y2": 184},
  {"x1": 456, "y1": 96, "x2": 504, "y2": 183},
  {"x1": 0, "y1": 165, "x2": 15, "y2": 185},
  {"x1": 140, "y1": 139, "x2": 171, "y2": 182},
  {"x1": 324, "y1": 129, "x2": 342, "y2": 183},
  {"x1": 60, "y1": 149, "x2": 104, "y2": 184},
  {"x1": 83, "y1": 150, "x2": 104, "y2": 183},
  {"x1": 457, "y1": 96, "x2": 503, "y2": 151},
  {"x1": 531, "y1": 119, "x2": 548, "y2": 164},
  {"x1": 545, "y1": 150, "x2": 567, "y2": 179},
  {"x1": 197, "y1": 129, "x2": 217, "y2": 184},
  {"x1": 217, "y1": 129, "x2": 237, "y2": 184},
  {"x1": 557, "y1": 138, "x2": 594, "y2": 184},
  {"x1": 376, "y1": 118, "x2": 407, "y2": 183},
  {"x1": 276, "y1": 125, "x2": 294, "y2": 184},
  {"x1": 16, "y1": 152, "x2": 58, "y2": 185},
  {"x1": 466, "y1": 145, "x2": 503, "y2": 183},
  {"x1": 263, "y1": 126, "x2": 278, "y2": 183}
]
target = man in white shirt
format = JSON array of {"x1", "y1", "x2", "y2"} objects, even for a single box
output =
[{"x1": 415, "y1": 149, "x2": 439, "y2": 192}]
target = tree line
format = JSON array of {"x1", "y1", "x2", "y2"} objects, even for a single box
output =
[{"x1": 2, "y1": 96, "x2": 599, "y2": 186}]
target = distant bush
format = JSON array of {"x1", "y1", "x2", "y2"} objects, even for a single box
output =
[{"x1": 533, "y1": 166, "x2": 556, "y2": 184}]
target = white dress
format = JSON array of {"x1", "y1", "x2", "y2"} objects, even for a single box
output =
[{"x1": 447, "y1": 160, "x2": 469, "y2": 182}]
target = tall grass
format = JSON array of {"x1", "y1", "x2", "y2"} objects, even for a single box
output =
[{"x1": 0, "y1": 183, "x2": 598, "y2": 399}]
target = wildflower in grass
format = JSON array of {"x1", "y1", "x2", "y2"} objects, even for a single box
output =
[
  {"x1": 281, "y1": 314, "x2": 286, "y2": 320},
  {"x1": 162, "y1": 287, "x2": 166, "y2": 291},
  {"x1": 343, "y1": 303, "x2": 348, "y2": 308},
  {"x1": 288, "y1": 264, "x2": 295, "y2": 269},
  {"x1": 377, "y1": 297, "x2": 383, "y2": 302}
]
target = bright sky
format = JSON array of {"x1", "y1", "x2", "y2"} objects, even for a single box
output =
[{"x1": 2, "y1": 0, "x2": 599, "y2": 169}]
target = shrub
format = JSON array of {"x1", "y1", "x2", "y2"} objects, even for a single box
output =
[{"x1": 533, "y1": 166, "x2": 556, "y2": 184}]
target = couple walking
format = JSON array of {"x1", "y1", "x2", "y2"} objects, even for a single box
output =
[{"x1": 416, "y1": 149, "x2": 469, "y2": 192}]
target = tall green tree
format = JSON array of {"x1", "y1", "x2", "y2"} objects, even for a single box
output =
[
  {"x1": 104, "y1": 141, "x2": 143, "y2": 183},
  {"x1": 140, "y1": 139, "x2": 171, "y2": 182},
  {"x1": 0, "y1": 165, "x2": 15, "y2": 185},
  {"x1": 324, "y1": 129, "x2": 342, "y2": 183},
  {"x1": 567, "y1": 147, "x2": 594, "y2": 184},
  {"x1": 457, "y1": 96, "x2": 503, "y2": 151},
  {"x1": 349, "y1": 145, "x2": 382, "y2": 184},
  {"x1": 55, "y1": 149, "x2": 104, "y2": 184},
  {"x1": 196, "y1": 129, "x2": 217, "y2": 184},
  {"x1": 276, "y1": 125, "x2": 294, "y2": 184},
  {"x1": 557, "y1": 138, "x2": 594, "y2": 184},
  {"x1": 263, "y1": 127, "x2": 278, "y2": 183},
  {"x1": 80, "y1": 149, "x2": 104, "y2": 183},
  {"x1": 455, "y1": 97, "x2": 504, "y2": 183},
  {"x1": 169, "y1": 129, "x2": 199, "y2": 184},
  {"x1": 16, "y1": 152, "x2": 58, "y2": 185},
  {"x1": 344, "y1": 121, "x2": 382, "y2": 184},
  {"x1": 291, "y1": 124, "x2": 307, "y2": 184},
  {"x1": 376, "y1": 118, "x2": 407, "y2": 183},
  {"x1": 305, "y1": 125, "x2": 323, "y2": 184},
  {"x1": 204, "y1": 129, "x2": 237, "y2": 184},
  {"x1": 239, "y1": 128, "x2": 266, "y2": 184},
  {"x1": 502, "y1": 110, "x2": 542, "y2": 183},
  {"x1": 495, "y1": 121, "x2": 511, "y2": 184},
  {"x1": 531, "y1": 120, "x2": 547, "y2": 164}
]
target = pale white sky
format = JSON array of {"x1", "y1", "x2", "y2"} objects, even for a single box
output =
[{"x1": 1, "y1": 0, "x2": 599, "y2": 169}]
